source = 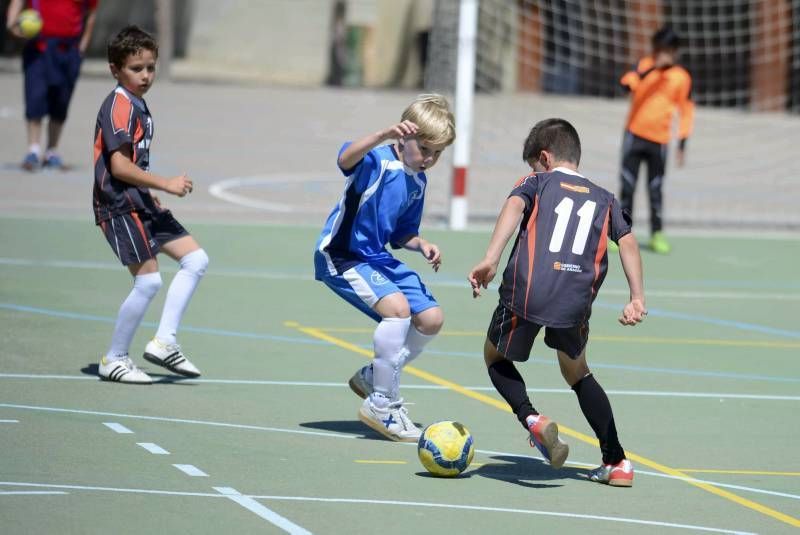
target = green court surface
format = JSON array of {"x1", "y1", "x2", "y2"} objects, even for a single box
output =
[{"x1": 1, "y1": 216, "x2": 798, "y2": 534}]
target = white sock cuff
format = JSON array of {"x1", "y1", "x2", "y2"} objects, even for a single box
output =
[
  {"x1": 406, "y1": 325, "x2": 435, "y2": 351},
  {"x1": 134, "y1": 272, "x2": 163, "y2": 298},
  {"x1": 179, "y1": 248, "x2": 209, "y2": 275}
]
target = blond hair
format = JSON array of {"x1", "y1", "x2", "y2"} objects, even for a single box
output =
[{"x1": 401, "y1": 93, "x2": 456, "y2": 146}]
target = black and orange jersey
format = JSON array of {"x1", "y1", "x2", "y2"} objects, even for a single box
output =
[
  {"x1": 92, "y1": 86, "x2": 160, "y2": 224},
  {"x1": 621, "y1": 56, "x2": 694, "y2": 145},
  {"x1": 498, "y1": 168, "x2": 632, "y2": 328}
]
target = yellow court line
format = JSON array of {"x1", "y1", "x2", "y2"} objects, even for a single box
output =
[
  {"x1": 677, "y1": 469, "x2": 800, "y2": 477},
  {"x1": 312, "y1": 328, "x2": 800, "y2": 349},
  {"x1": 285, "y1": 321, "x2": 800, "y2": 529}
]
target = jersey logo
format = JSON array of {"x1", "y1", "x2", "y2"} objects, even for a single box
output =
[
  {"x1": 560, "y1": 182, "x2": 590, "y2": 194},
  {"x1": 553, "y1": 261, "x2": 583, "y2": 273},
  {"x1": 370, "y1": 271, "x2": 388, "y2": 285},
  {"x1": 409, "y1": 189, "x2": 423, "y2": 201}
]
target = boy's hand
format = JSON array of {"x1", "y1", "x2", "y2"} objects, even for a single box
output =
[
  {"x1": 420, "y1": 240, "x2": 441, "y2": 272},
  {"x1": 165, "y1": 173, "x2": 193, "y2": 197},
  {"x1": 6, "y1": 23, "x2": 24, "y2": 39},
  {"x1": 468, "y1": 259, "x2": 497, "y2": 298},
  {"x1": 619, "y1": 298, "x2": 647, "y2": 325},
  {"x1": 381, "y1": 120, "x2": 418, "y2": 142}
]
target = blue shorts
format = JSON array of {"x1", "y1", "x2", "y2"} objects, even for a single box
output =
[
  {"x1": 314, "y1": 252, "x2": 438, "y2": 322},
  {"x1": 23, "y1": 37, "x2": 82, "y2": 120}
]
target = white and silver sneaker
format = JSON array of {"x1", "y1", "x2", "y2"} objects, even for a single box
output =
[
  {"x1": 358, "y1": 397, "x2": 421, "y2": 442},
  {"x1": 348, "y1": 364, "x2": 374, "y2": 399},
  {"x1": 99, "y1": 356, "x2": 152, "y2": 384},
  {"x1": 143, "y1": 338, "x2": 201, "y2": 377}
]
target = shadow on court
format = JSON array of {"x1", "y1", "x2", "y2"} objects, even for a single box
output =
[
  {"x1": 300, "y1": 419, "x2": 425, "y2": 442},
  {"x1": 80, "y1": 363, "x2": 197, "y2": 385},
  {"x1": 414, "y1": 454, "x2": 585, "y2": 489}
]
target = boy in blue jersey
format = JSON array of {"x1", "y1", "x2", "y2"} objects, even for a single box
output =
[
  {"x1": 469, "y1": 119, "x2": 646, "y2": 486},
  {"x1": 314, "y1": 94, "x2": 456, "y2": 442},
  {"x1": 93, "y1": 26, "x2": 208, "y2": 384}
]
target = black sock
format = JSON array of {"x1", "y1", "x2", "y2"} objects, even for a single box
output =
[
  {"x1": 572, "y1": 373, "x2": 625, "y2": 464},
  {"x1": 488, "y1": 359, "x2": 537, "y2": 429}
]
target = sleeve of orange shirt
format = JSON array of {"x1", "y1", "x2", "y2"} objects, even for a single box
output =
[{"x1": 677, "y1": 71, "x2": 694, "y2": 146}]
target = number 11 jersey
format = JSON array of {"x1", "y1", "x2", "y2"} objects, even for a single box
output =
[{"x1": 499, "y1": 167, "x2": 632, "y2": 328}]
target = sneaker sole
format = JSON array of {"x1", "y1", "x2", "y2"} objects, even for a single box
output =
[
  {"x1": 143, "y1": 352, "x2": 201, "y2": 378},
  {"x1": 348, "y1": 375, "x2": 369, "y2": 399},
  {"x1": 357, "y1": 408, "x2": 419, "y2": 443},
  {"x1": 538, "y1": 420, "x2": 569, "y2": 469},
  {"x1": 608, "y1": 476, "x2": 634, "y2": 487}
]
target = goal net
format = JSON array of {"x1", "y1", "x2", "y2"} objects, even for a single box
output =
[{"x1": 424, "y1": 0, "x2": 800, "y2": 230}]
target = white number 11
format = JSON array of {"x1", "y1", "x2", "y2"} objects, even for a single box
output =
[{"x1": 548, "y1": 198, "x2": 597, "y2": 254}]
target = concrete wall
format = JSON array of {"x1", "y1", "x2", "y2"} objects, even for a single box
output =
[{"x1": 186, "y1": 0, "x2": 335, "y2": 85}]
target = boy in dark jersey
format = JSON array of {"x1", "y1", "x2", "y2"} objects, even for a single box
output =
[
  {"x1": 93, "y1": 26, "x2": 208, "y2": 384},
  {"x1": 468, "y1": 118, "x2": 646, "y2": 487}
]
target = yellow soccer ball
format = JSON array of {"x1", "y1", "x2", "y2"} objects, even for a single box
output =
[
  {"x1": 17, "y1": 9, "x2": 43, "y2": 39},
  {"x1": 417, "y1": 421, "x2": 474, "y2": 477}
]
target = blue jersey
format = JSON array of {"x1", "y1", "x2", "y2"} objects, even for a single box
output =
[{"x1": 315, "y1": 142, "x2": 427, "y2": 277}]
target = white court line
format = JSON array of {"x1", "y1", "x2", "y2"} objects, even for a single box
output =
[
  {"x1": 0, "y1": 419, "x2": 19, "y2": 423},
  {"x1": 102, "y1": 422, "x2": 133, "y2": 434},
  {"x1": 0, "y1": 404, "x2": 354, "y2": 439},
  {"x1": 137, "y1": 442, "x2": 169, "y2": 455},
  {"x1": 2, "y1": 403, "x2": 795, "y2": 502},
  {"x1": 0, "y1": 481, "x2": 753, "y2": 534},
  {"x1": 0, "y1": 491, "x2": 67, "y2": 496},
  {"x1": 214, "y1": 487, "x2": 312, "y2": 535},
  {"x1": 2, "y1": 256, "x2": 797, "y2": 301},
  {"x1": 1, "y1": 374, "x2": 798, "y2": 401},
  {"x1": 173, "y1": 464, "x2": 208, "y2": 477}
]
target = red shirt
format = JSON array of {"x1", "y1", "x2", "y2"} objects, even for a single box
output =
[{"x1": 29, "y1": 0, "x2": 98, "y2": 38}]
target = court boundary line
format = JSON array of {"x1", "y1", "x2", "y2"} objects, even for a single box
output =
[
  {"x1": 1, "y1": 402, "x2": 795, "y2": 501},
  {"x1": 286, "y1": 321, "x2": 800, "y2": 529},
  {"x1": 1, "y1": 373, "x2": 798, "y2": 401},
  {"x1": 0, "y1": 481, "x2": 755, "y2": 534}
]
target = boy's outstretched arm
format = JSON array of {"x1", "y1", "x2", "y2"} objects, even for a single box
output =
[
  {"x1": 617, "y1": 233, "x2": 647, "y2": 325},
  {"x1": 399, "y1": 235, "x2": 441, "y2": 272},
  {"x1": 110, "y1": 145, "x2": 192, "y2": 197},
  {"x1": 338, "y1": 120, "x2": 418, "y2": 170},
  {"x1": 468, "y1": 196, "x2": 525, "y2": 298}
]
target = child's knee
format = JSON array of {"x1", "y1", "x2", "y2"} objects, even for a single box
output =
[
  {"x1": 414, "y1": 307, "x2": 444, "y2": 335},
  {"x1": 180, "y1": 248, "x2": 209, "y2": 277},
  {"x1": 135, "y1": 272, "x2": 163, "y2": 299}
]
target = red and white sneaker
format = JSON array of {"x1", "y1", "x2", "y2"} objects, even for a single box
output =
[
  {"x1": 526, "y1": 414, "x2": 569, "y2": 469},
  {"x1": 588, "y1": 459, "x2": 634, "y2": 487}
]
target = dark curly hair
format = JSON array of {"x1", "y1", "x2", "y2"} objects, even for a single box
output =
[{"x1": 108, "y1": 25, "x2": 158, "y2": 68}]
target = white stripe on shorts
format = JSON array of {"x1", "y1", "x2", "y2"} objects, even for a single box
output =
[
  {"x1": 343, "y1": 267, "x2": 379, "y2": 307},
  {"x1": 121, "y1": 216, "x2": 141, "y2": 263}
]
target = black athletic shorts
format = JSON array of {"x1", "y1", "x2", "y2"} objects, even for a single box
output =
[
  {"x1": 487, "y1": 301, "x2": 589, "y2": 360},
  {"x1": 99, "y1": 210, "x2": 189, "y2": 266}
]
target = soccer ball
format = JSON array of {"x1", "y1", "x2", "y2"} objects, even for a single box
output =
[
  {"x1": 17, "y1": 9, "x2": 43, "y2": 39},
  {"x1": 417, "y1": 421, "x2": 474, "y2": 477}
]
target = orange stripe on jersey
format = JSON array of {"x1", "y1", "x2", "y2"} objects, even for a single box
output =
[
  {"x1": 591, "y1": 207, "x2": 611, "y2": 293},
  {"x1": 130, "y1": 211, "x2": 152, "y2": 256},
  {"x1": 505, "y1": 313, "x2": 518, "y2": 356},
  {"x1": 513, "y1": 173, "x2": 536, "y2": 188},
  {"x1": 93, "y1": 128, "x2": 103, "y2": 165},
  {"x1": 523, "y1": 194, "x2": 539, "y2": 312},
  {"x1": 111, "y1": 93, "x2": 132, "y2": 133}
]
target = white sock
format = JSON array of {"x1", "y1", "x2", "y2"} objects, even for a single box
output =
[
  {"x1": 28, "y1": 143, "x2": 41, "y2": 156},
  {"x1": 106, "y1": 272, "x2": 162, "y2": 360},
  {"x1": 155, "y1": 249, "x2": 208, "y2": 344},
  {"x1": 371, "y1": 316, "x2": 411, "y2": 402},
  {"x1": 402, "y1": 325, "x2": 436, "y2": 367}
]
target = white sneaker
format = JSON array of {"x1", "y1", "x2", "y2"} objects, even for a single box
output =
[
  {"x1": 358, "y1": 397, "x2": 421, "y2": 443},
  {"x1": 143, "y1": 338, "x2": 201, "y2": 377},
  {"x1": 99, "y1": 356, "x2": 152, "y2": 384},
  {"x1": 348, "y1": 364, "x2": 374, "y2": 399}
]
